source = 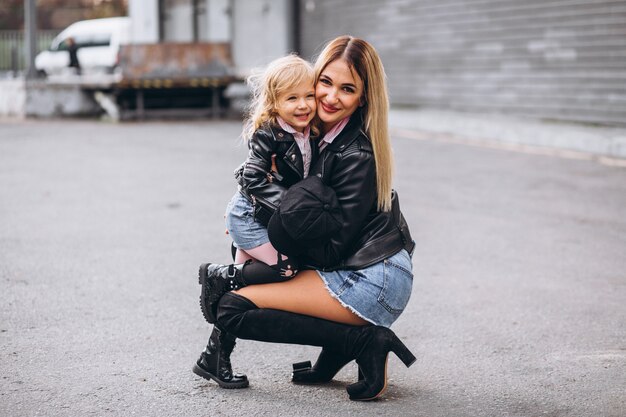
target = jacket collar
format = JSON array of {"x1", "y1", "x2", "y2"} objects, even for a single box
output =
[
  {"x1": 324, "y1": 109, "x2": 369, "y2": 152},
  {"x1": 269, "y1": 123, "x2": 295, "y2": 142}
]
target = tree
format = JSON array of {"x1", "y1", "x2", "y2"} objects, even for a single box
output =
[
  {"x1": 0, "y1": 0, "x2": 23, "y2": 30},
  {"x1": 0, "y1": 0, "x2": 128, "y2": 30}
]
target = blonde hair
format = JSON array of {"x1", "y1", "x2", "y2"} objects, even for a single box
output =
[
  {"x1": 243, "y1": 54, "x2": 316, "y2": 140},
  {"x1": 314, "y1": 36, "x2": 393, "y2": 212}
]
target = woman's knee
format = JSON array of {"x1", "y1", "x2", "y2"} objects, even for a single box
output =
[{"x1": 216, "y1": 292, "x2": 258, "y2": 334}]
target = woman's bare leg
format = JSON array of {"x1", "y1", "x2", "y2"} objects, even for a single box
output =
[{"x1": 234, "y1": 270, "x2": 369, "y2": 326}]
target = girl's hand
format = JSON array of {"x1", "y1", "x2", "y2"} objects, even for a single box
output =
[{"x1": 268, "y1": 153, "x2": 284, "y2": 182}]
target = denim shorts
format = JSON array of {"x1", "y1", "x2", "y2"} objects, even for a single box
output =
[
  {"x1": 224, "y1": 192, "x2": 270, "y2": 250},
  {"x1": 316, "y1": 249, "x2": 414, "y2": 328}
]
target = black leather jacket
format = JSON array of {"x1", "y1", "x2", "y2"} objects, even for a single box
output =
[
  {"x1": 236, "y1": 123, "x2": 317, "y2": 225},
  {"x1": 301, "y1": 111, "x2": 415, "y2": 271}
]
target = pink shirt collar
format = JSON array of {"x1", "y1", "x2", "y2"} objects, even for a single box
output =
[
  {"x1": 277, "y1": 116, "x2": 313, "y2": 177},
  {"x1": 319, "y1": 117, "x2": 350, "y2": 151},
  {"x1": 277, "y1": 117, "x2": 310, "y2": 141}
]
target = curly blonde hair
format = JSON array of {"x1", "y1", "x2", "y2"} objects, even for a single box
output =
[{"x1": 242, "y1": 55, "x2": 316, "y2": 140}]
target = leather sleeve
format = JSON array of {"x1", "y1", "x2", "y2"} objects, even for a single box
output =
[
  {"x1": 305, "y1": 146, "x2": 377, "y2": 267},
  {"x1": 240, "y1": 129, "x2": 288, "y2": 209}
]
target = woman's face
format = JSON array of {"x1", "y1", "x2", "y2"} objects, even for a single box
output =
[{"x1": 316, "y1": 59, "x2": 364, "y2": 131}]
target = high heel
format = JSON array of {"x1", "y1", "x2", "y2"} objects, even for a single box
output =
[
  {"x1": 346, "y1": 326, "x2": 416, "y2": 401},
  {"x1": 291, "y1": 349, "x2": 353, "y2": 384},
  {"x1": 392, "y1": 338, "x2": 417, "y2": 368}
]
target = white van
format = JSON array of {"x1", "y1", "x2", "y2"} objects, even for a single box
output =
[{"x1": 35, "y1": 17, "x2": 131, "y2": 76}]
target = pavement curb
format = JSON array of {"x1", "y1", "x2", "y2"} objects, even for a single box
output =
[{"x1": 389, "y1": 108, "x2": 626, "y2": 161}]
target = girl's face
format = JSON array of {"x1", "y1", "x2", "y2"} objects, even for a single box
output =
[
  {"x1": 275, "y1": 81, "x2": 316, "y2": 133},
  {"x1": 316, "y1": 58, "x2": 364, "y2": 132}
]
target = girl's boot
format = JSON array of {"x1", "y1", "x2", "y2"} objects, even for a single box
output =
[
  {"x1": 199, "y1": 262, "x2": 247, "y2": 324},
  {"x1": 192, "y1": 325, "x2": 249, "y2": 389},
  {"x1": 199, "y1": 258, "x2": 297, "y2": 324}
]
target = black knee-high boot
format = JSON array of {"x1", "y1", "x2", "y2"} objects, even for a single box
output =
[
  {"x1": 192, "y1": 325, "x2": 249, "y2": 389},
  {"x1": 292, "y1": 349, "x2": 360, "y2": 384},
  {"x1": 216, "y1": 293, "x2": 416, "y2": 401}
]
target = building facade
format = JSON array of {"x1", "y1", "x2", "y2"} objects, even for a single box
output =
[
  {"x1": 128, "y1": 0, "x2": 296, "y2": 77},
  {"x1": 299, "y1": 0, "x2": 626, "y2": 125},
  {"x1": 127, "y1": 0, "x2": 626, "y2": 125}
]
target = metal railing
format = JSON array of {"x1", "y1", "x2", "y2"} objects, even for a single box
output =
[{"x1": 0, "y1": 30, "x2": 59, "y2": 73}]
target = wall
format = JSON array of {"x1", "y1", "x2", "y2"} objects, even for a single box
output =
[
  {"x1": 206, "y1": 0, "x2": 230, "y2": 42},
  {"x1": 128, "y1": 0, "x2": 159, "y2": 43},
  {"x1": 232, "y1": 0, "x2": 294, "y2": 76},
  {"x1": 128, "y1": 0, "x2": 292, "y2": 76},
  {"x1": 0, "y1": 79, "x2": 101, "y2": 118},
  {"x1": 162, "y1": 0, "x2": 195, "y2": 41},
  {"x1": 299, "y1": 0, "x2": 626, "y2": 125},
  {"x1": 0, "y1": 79, "x2": 26, "y2": 117},
  {"x1": 155, "y1": 0, "x2": 228, "y2": 43},
  {"x1": 25, "y1": 81, "x2": 101, "y2": 117}
]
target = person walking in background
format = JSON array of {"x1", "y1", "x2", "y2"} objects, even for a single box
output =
[
  {"x1": 194, "y1": 35, "x2": 417, "y2": 401},
  {"x1": 66, "y1": 37, "x2": 80, "y2": 75},
  {"x1": 193, "y1": 55, "x2": 318, "y2": 388}
]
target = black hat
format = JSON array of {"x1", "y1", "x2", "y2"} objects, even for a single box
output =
[{"x1": 268, "y1": 175, "x2": 343, "y2": 256}]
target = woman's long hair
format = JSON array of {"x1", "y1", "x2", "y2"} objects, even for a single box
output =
[
  {"x1": 243, "y1": 54, "x2": 316, "y2": 140},
  {"x1": 314, "y1": 36, "x2": 393, "y2": 212}
]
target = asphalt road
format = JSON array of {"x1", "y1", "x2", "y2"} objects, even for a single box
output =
[{"x1": 1, "y1": 119, "x2": 625, "y2": 417}]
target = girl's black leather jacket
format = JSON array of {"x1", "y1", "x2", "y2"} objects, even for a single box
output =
[
  {"x1": 235, "y1": 123, "x2": 317, "y2": 225},
  {"x1": 301, "y1": 112, "x2": 415, "y2": 271}
]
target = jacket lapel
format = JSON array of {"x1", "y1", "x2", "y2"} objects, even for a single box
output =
[{"x1": 324, "y1": 111, "x2": 369, "y2": 153}]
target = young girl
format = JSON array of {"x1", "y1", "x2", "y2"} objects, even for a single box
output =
[{"x1": 199, "y1": 54, "x2": 317, "y2": 325}]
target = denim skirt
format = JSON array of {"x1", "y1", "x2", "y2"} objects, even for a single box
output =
[
  {"x1": 224, "y1": 192, "x2": 270, "y2": 250},
  {"x1": 317, "y1": 249, "x2": 414, "y2": 328}
]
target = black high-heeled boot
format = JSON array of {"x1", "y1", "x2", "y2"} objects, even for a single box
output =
[
  {"x1": 292, "y1": 349, "x2": 354, "y2": 384},
  {"x1": 344, "y1": 326, "x2": 416, "y2": 400},
  {"x1": 192, "y1": 326, "x2": 249, "y2": 389},
  {"x1": 216, "y1": 293, "x2": 416, "y2": 401}
]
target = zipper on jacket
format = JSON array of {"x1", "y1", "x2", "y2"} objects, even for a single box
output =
[{"x1": 245, "y1": 161, "x2": 267, "y2": 172}]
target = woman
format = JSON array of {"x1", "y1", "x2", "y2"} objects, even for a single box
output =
[{"x1": 194, "y1": 36, "x2": 416, "y2": 401}]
